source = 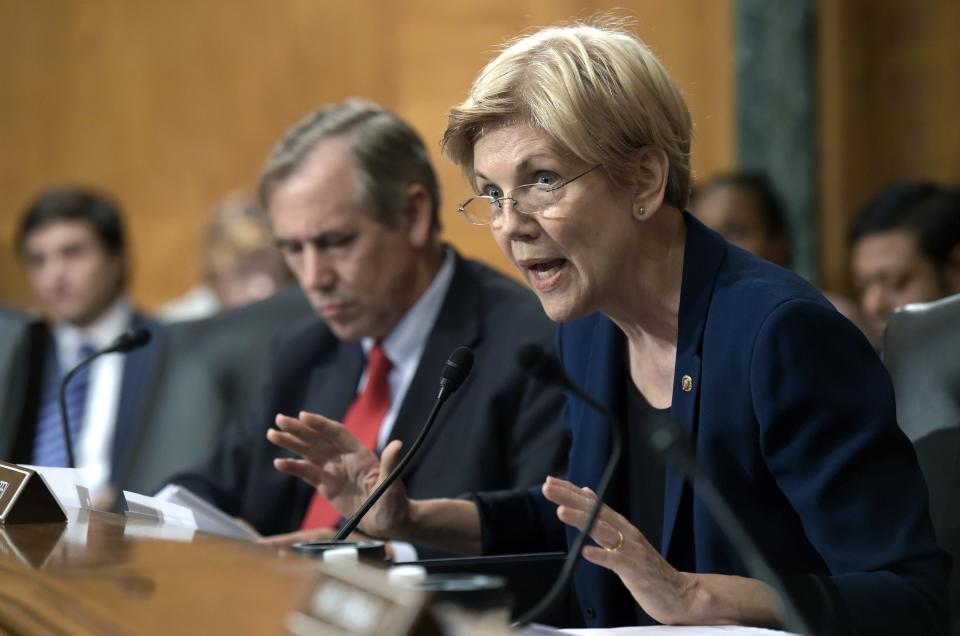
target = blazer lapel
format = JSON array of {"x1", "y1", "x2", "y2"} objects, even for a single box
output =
[
  {"x1": 566, "y1": 317, "x2": 623, "y2": 495},
  {"x1": 661, "y1": 213, "x2": 726, "y2": 559},
  {"x1": 302, "y1": 338, "x2": 364, "y2": 423}
]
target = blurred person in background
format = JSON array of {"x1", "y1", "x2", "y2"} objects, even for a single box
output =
[
  {"x1": 691, "y1": 172, "x2": 865, "y2": 332},
  {"x1": 849, "y1": 182, "x2": 960, "y2": 347},
  {"x1": 1, "y1": 187, "x2": 160, "y2": 508},
  {"x1": 160, "y1": 195, "x2": 293, "y2": 322},
  {"x1": 205, "y1": 196, "x2": 293, "y2": 308},
  {"x1": 690, "y1": 173, "x2": 790, "y2": 266}
]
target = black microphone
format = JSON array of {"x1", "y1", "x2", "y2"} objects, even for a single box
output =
[
  {"x1": 438, "y1": 346, "x2": 473, "y2": 397},
  {"x1": 514, "y1": 344, "x2": 814, "y2": 634},
  {"x1": 334, "y1": 346, "x2": 474, "y2": 541},
  {"x1": 103, "y1": 327, "x2": 152, "y2": 354},
  {"x1": 513, "y1": 344, "x2": 622, "y2": 627},
  {"x1": 57, "y1": 328, "x2": 152, "y2": 468}
]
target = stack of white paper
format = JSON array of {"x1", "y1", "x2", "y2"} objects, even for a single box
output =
[
  {"x1": 122, "y1": 484, "x2": 261, "y2": 542},
  {"x1": 123, "y1": 515, "x2": 196, "y2": 542}
]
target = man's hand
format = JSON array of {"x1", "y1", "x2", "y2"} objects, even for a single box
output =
[{"x1": 266, "y1": 410, "x2": 411, "y2": 538}]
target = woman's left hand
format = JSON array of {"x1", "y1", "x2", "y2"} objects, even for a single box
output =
[{"x1": 542, "y1": 475, "x2": 699, "y2": 625}]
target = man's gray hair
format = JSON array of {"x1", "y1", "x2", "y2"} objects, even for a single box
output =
[{"x1": 258, "y1": 99, "x2": 441, "y2": 233}]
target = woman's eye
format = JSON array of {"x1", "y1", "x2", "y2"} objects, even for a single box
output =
[
  {"x1": 483, "y1": 185, "x2": 504, "y2": 199},
  {"x1": 534, "y1": 172, "x2": 559, "y2": 187}
]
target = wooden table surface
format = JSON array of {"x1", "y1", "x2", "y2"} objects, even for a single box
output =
[{"x1": 0, "y1": 509, "x2": 323, "y2": 634}]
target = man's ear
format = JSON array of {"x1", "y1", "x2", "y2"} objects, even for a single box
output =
[
  {"x1": 944, "y1": 244, "x2": 960, "y2": 294},
  {"x1": 630, "y1": 146, "x2": 670, "y2": 221},
  {"x1": 398, "y1": 183, "x2": 435, "y2": 248}
]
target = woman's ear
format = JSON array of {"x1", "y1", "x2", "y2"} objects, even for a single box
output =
[
  {"x1": 631, "y1": 146, "x2": 670, "y2": 221},
  {"x1": 399, "y1": 183, "x2": 435, "y2": 248}
]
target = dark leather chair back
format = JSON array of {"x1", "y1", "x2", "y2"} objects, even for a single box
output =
[{"x1": 883, "y1": 293, "x2": 960, "y2": 633}]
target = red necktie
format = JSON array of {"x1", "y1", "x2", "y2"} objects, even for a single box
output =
[{"x1": 300, "y1": 343, "x2": 393, "y2": 530}]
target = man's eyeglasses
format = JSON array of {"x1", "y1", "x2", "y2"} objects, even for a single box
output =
[{"x1": 458, "y1": 164, "x2": 601, "y2": 226}]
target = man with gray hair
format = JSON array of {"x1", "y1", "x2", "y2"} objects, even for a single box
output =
[{"x1": 171, "y1": 99, "x2": 566, "y2": 557}]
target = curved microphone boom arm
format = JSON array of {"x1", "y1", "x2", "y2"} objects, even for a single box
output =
[
  {"x1": 334, "y1": 346, "x2": 474, "y2": 541},
  {"x1": 512, "y1": 344, "x2": 622, "y2": 627},
  {"x1": 57, "y1": 328, "x2": 152, "y2": 469}
]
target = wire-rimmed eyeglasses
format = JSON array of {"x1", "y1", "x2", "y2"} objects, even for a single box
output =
[{"x1": 457, "y1": 164, "x2": 601, "y2": 226}]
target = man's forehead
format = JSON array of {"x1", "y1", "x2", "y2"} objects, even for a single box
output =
[
  {"x1": 854, "y1": 231, "x2": 922, "y2": 263},
  {"x1": 24, "y1": 220, "x2": 99, "y2": 250},
  {"x1": 269, "y1": 200, "x2": 367, "y2": 238},
  {"x1": 268, "y1": 144, "x2": 363, "y2": 225},
  {"x1": 853, "y1": 237, "x2": 927, "y2": 283}
]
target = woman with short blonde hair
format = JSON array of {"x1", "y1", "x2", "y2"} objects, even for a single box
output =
[
  {"x1": 269, "y1": 19, "x2": 948, "y2": 634},
  {"x1": 443, "y1": 21, "x2": 692, "y2": 211}
]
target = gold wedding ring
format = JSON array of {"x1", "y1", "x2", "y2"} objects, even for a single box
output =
[{"x1": 605, "y1": 529, "x2": 624, "y2": 552}]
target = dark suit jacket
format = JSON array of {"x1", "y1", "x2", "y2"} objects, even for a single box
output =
[
  {"x1": 1, "y1": 291, "x2": 313, "y2": 501},
  {"x1": 0, "y1": 307, "x2": 35, "y2": 457},
  {"x1": 171, "y1": 254, "x2": 568, "y2": 540},
  {"x1": 2, "y1": 310, "x2": 162, "y2": 488},
  {"x1": 476, "y1": 215, "x2": 950, "y2": 633}
]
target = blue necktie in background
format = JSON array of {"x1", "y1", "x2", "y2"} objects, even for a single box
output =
[{"x1": 32, "y1": 342, "x2": 96, "y2": 467}]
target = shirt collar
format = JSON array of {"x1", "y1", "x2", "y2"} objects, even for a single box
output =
[
  {"x1": 54, "y1": 297, "x2": 133, "y2": 368},
  {"x1": 361, "y1": 248, "x2": 456, "y2": 367}
]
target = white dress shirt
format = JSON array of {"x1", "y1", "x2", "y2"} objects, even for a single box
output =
[{"x1": 53, "y1": 298, "x2": 133, "y2": 492}]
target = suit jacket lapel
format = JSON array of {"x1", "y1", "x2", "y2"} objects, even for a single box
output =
[
  {"x1": 566, "y1": 316, "x2": 622, "y2": 498},
  {"x1": 111, "y1": 313, "x2": 160, "y2": 479},
  {"x1": 661, "y1": 213, "x2": 726, "y2": 559},
  {"x1": 389, "y1": 254, "x2": 481, "y2": 455},
  {"x1": 302, "y1": 337, "x2": 364, "y2": 423}
]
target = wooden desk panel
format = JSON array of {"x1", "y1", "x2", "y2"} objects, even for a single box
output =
[{"x1": 0, "y1": 510, "x2": 321, "y2": 634}]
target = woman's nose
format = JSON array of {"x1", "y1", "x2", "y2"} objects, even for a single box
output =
[{"x1": 493, "y1": 199, "x2": 540, "y2": 240}]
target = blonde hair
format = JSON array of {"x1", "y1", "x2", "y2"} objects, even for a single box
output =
[
  {"x1": 204, "y1": 195, "x2": 286, "y2": 281},
  {"x1": 442, "y1": 18, "x2": 693, "y2": 209}
]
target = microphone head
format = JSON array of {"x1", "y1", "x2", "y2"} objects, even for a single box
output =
[
  {"x1": 108, "y1": 328, "x2": 152, "y2": 353},
  {"x1": 515, "y1": 343, "x2": 569, "y2": 386},
  {"x1": 439, "y1": 346, "x2": 474, "y2": 394}
]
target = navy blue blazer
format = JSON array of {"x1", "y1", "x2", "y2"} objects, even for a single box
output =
[{"x1": 476, "y1": 215, "x2": 949, "y2": 633}]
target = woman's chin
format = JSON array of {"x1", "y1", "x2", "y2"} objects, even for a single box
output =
[{"x1": 539, "y1": 295, "x2": 591, "y2": 324}]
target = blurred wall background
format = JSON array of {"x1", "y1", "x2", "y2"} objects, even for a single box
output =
[
  {"x1": 1, "y1": 0, "x2": 957, "y2": 312},
  {"x1": 0, "y1": 0, "x2": 734, "y2": 311},
  {"x1": 817, "y1": 0, "x2": 960, "y2": 293}
]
